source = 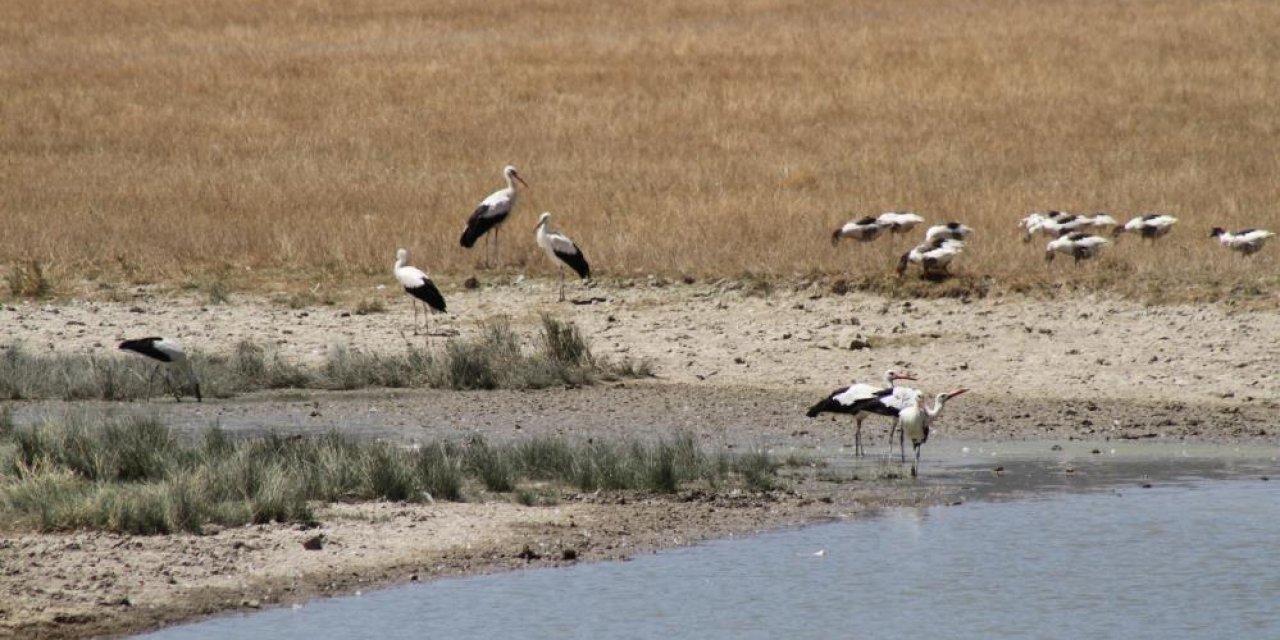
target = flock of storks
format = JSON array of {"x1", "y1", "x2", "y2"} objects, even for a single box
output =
[
  {"x1": 835, "y1": 209, "x2": 1275, "y2": 278},
  {"x1": 116, "y1": 164, "x2": 1275, "y2": 475}
]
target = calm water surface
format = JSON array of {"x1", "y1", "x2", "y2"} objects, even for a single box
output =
[{"x1": 139, "y1": 447, "x2": 1279, "y2": 640}]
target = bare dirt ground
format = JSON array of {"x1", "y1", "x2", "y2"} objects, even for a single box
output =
[{"x1": 2, "y1": 279, "x2": 1277, "y2": 639}]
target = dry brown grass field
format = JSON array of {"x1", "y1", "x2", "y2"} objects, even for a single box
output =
[{"x1": 2, "y1": 0, "x2": 1279, "y2": 301}]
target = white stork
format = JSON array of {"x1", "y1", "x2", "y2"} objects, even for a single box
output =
[
  {"x1": 894, "y1": 388, "x2": 967, "y2": 476},
  {"x1": 1039, "y1": 213, "x2": 1117, "y2": 238},
  {"x1": 1019, "y1": 211, "x2": 1071, "y2": 242},
  {"x1": 394, "y1": 248, "x2": 447, "y2": 335},
  {"x1": 1046, "y1": 232, "x2": 1109, "y2": 264},
  {"x1": 898, "y1": 237, "x2": 964, "y2": 279},
  {"x1": 924, "y1": 222, "x2": 973, "y2": 243},
  {"x1": 534, "y1": 212, "x2": 591, "y2": 301},
  {"x1": 876, "y1": 212, "x2": 925, "y2": 235},
  {"x1": 118, "y1": 337, "x2": 201, "y2": 402},
  {"x1": 832, "y1": 216, "x2": 884, "y2": 245},
  {"x1": 1211, "y1": 227, "x2": 1275, "y2": 256},
  {"x1": 460, "y1": 165, "x2": 529, "y2": 266},
  {"x1": 806, "y1": 369, "x2": 920, "y2": 457},
  {"x1": 1113, "y1": 214, "x2": 1178, "y2": 240}
]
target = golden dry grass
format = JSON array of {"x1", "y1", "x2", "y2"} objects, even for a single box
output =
[{"x1": 2, "y1": 0, "x2": 1279, "y2": 300}]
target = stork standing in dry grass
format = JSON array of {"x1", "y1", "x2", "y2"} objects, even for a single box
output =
[
  {"x1": 535, "y1": 212, "x2": 591, "y2": 301},
  {"x1": 1211, "y1": 227, "x2": 1275, "y2": 256},
  {"x1": 806, "y1": 369, "x2": 920, "y2": 457},
  {"x1": 394, "y1": 248, "x2": 447, "y2": 335},
  {"x1": 460, "y1": 165, "x2": 529, "y2": 267},
  {"x1": 118, "y1": 337, "x2": 202, "y2": 402}
]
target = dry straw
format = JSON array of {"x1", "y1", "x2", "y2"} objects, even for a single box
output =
[{"x1": 2, "y1": 0, "x2": 1278, "y2": 299}]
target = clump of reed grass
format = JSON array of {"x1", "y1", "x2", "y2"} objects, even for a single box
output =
[
  {"x1": 0, "y1": 416, "x2": 781, "y2": 535},
  {"x1": 0, "y1": 315, "x2": 628, "y2": 401},
  {"x1": 5, "y1": 261, "x2": 55, "y2": 299}
]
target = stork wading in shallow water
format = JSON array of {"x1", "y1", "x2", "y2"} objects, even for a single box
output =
[
  {"x1": 393, "y1": 248, "x2": 447, "y2": 335},
  {"x1": 1046, "y1": 233, "x2": 1109, "y2": 264},
  {"x1": 1113, "y1": 214, "x2": 1178, "y2": 241},
  {"x1": 806, "y1": 369, "x2": 920, "y2": 457},
  {"x1": 831, "y1": 216, "x2": 884, "y2": 245},
  {"x1": 118, "y1": 337, "x2": 201, "y2": 402},
  {"x1": 894, "y1": 388, "x2": 967, "y2": 476},
  {"x1": 460, "y1": 165, "x2": 529, "y2": 267},
  {"x1": 534, "y1": 212, "x2": 591, "y2": 301},
  {"x1": 1211, "y1": 227, "x2": 1275, "y2": 256}
]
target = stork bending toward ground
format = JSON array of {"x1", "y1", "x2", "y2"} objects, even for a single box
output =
[
  {"x1": 460, "y1": 165, "x2": 528, "y2": 267},
  {"x1": 1113, "y1": 214, "x2": 1178, "y2": 240},
  {"x1": 534, "y1": 212, "x2": 591, "y2": 301},
  {"x1": 898, "y1": 237, "x2": 964, "y2": 279},
  {"x1": 805, "y1": 369, "x2": 919, "y2": 457},
  {"x1": 924, "y1": 222, "x2": 973, "y2": 243},
  {"x1": 1019, "y1": 211, "x2": 1072, "y2": 242},
  {"x1": 118, "y1": 337, "x2": 201, "y2": 402},
  {"x1": 894, "y1": 388, "x2": 967, "y2": 476},
  {"x1": 1211, "y1": 227, "x2": 1275, "y2": 256},
  {"x1": 876, "y1": 212, "x2": 925, "y2": 236},
  {"x1": 832, "y1": 216, "x2": 884, "y2": 245},
  {"x1": 394, "y1": 248, "x2": 446, "y2": 335},
  {"x1": 1046, "y1": 233, "x2": 1108, "y2": 264}
]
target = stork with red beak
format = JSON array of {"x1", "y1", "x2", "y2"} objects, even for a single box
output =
[
  {"x1": 806, "y1": 369, "x2": 921, "y2": 457},
  {"x1": 894, "y1": 388, "x2": 967, "y2": 476},
  {"x1": 460, "y1": 165, "x2": 529, "y2": 267}
]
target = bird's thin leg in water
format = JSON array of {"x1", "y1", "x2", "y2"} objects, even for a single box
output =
[
  {"x1": 900, "y1": 428, "x2": 906, "y2": 463},
  {"x1": 887, "y1": 421, "x2": 896, "y2": 458},
  {"x1": 854, "y1": 416, "x2": 863, "y2": 457},
  {"x1": 912, "y1": 446, "x2": 922, "y2": 477}
]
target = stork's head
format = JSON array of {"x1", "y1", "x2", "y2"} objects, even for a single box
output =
[
  {"x1": 535, "y1": 212, "x2": 551, "y2": 229},
  {"x1": 395, "y1": 248, "x2": 408, "y2": 262},
  {"x1": 1210, "y1": 227, "x2": 1226, "y2": 238},
  {"x1": 1044, "y1": 248, "x2": 1056, "y2": 263},
  {"x1": 504, "y1": 165, "x2": 529, "y2": 188}
]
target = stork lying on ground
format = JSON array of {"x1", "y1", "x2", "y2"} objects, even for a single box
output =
[
  {"x1": 806, "y1": 369, "x2": 920, "y2": 456},
  {"x1": 118, "y1": 337, "x2": 202, "y2": 402}
]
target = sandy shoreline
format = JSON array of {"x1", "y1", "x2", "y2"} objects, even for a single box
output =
[{"x1": 2, "y1": 282, "x2": 1277, "y2": 639}]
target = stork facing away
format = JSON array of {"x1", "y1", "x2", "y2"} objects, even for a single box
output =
[
  {"x1": 118, "y1": 337, "x2": 202, "y2": 402},
  {"x1": 894, "y1": 388, "x2": 967, "y2": 476},
  {"x1": 393, "y1": 248, "x2": 447, "y2": 335},
  {"x1": 460, "y1": 165, "x2": 528, "y2": 267},
  {"x1": 806, "y1": 369, "x2": 920, "y2": 456},
  {"x1": 1211, "y1": 227, "x2": 1275, "y2": 256},
  {"x1": 534, "y1": 212, "x2": 591, "y2": 301}
]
